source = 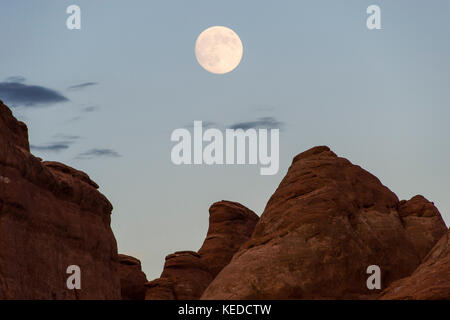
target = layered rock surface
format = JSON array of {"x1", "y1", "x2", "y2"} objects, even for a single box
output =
[
  {"x1": 146, "y1": 201, "x2": 259, "y2": 300},
  {"x1": 380, "y1": 228, "x2": 450, "y2": 300},
  {"x1": 118, "y1": 254, "x2": 148, "y2": 300},
  {"x1": 202, "y1": 146, "x2": 447, "y2": 299},
  {"x1": 0, "y1": 101, "x2": 121, "y2": 299}
]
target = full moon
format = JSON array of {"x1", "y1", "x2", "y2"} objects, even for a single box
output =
[{"x1": 195, "y1": 26, "x2": 243, "y2": 74}]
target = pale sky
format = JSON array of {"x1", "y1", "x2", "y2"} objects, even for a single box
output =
[{"x1": 1, "y1": 0, "x2": 449, "y2": 279}]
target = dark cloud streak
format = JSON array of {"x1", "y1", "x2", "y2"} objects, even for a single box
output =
[
  {"x1": 67, "y1": 82, "x2": 98, "y2": 91},
  {"x1": 0, "y1": 82, "x2": 68, "y2": 107},
  {"x1": 75, "y1": 148, "x2": 121, "y2": 160},
  {"x1": 30, "y1": 143, "x2": 70, "y2": 152},
  {"x1": 83, "y1": 106, "x2": 100, "y2": 112},
  {"x1": 229, "y1": 117, "x2": 284, "y2": 130},
  {"x1": 53, "y1": 134, "x2": 81, "y2": 141},
  {"x1": 31, "y1": 135, "x2": 80, "y2": 153}
]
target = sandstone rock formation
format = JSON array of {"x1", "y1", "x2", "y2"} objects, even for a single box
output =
[
  {"x1": 379, "y1": 228, "x2": 450, "y2": 300},
  {"x1": 0, "y1": 100, "x2": 121, "y2": 299},
  {"x1": 198, "y1": 201, "x2": 260, "y2": 278},
  {"x1": 118, "y1": 254, "x2": 148, "y2": 300},
  {"x1": 146, "y1": 251, "x2": 213, "y2": 300},
  {"x1": 2, "y1": 98, "x2": 447, "y2": 300},
  {"x1": 397, "y1": 196, "x2": 447, "y2": 259},
  {"x1": 146, "y1": 201, "x2": 259, "y2": 300},
  {"x1": 201, "y1": 146, "x2": 447, "y2": 299},
  {"x1": 145, "y1": 277, "x2": 176, "y2": 300}
]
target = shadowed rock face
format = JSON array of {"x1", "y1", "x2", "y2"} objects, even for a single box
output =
[
  {"x1": 118, "y1": 254, "x2": 148, "y2": 300},
  {"x1": 147, "y1": 251, "x2": 213, "y2": 300},
  {"x1": 145, "y1": 277, "x2": 176, "y2": 300},
  {"x1": 398, "y1": 196, "x2": 448, "y2": 259},
  {"x1": 380, "y1": 228, "x2": 450, "y2": 300},
  {"x1": 201, "y1": 146, "x2": 447, "y2": 300},
  {"x1": 146, "y1": 201, "x2": 259, "y2": 300},
  {"x1": 0, "y1": 101, "x2": 121, "y2": 299},
  {"x1": 198, "y1": 201, "x2": 260, "y2": 278},
  {"x1": 0, "y1": 101, "x2": 29, "y2": 150}
]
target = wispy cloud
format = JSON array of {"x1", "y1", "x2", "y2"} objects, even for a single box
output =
[
  {"x1": 5, "y1": 76, "x2": 26, "y2": 83},
  {"x1": 53, "y1": 134, "x2": 81, "y2": 141},
  {"x1": 83, "y1": 105, "x2": 100, "y2": 112},
  {"x1": 31, "y1": 135, "x2": 80, "y2": 153},
  {"x1": 31, "y1": 143, "x2": 71, "y2": 152},
  {"x1": 229, "y1": 117, "x2": 284, "y2": 130},
  {"x1": 0, "y1": 81, "x2": 68, "y2": 107},
  {"x1": 75, "y1": 148, "x2": 121, "y2": 160},
  {"x1": 67, "y1": 82, "x2": 98, "y2": 91}
]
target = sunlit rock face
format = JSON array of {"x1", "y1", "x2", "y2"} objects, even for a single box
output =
[
  {"x1": 0, "y1": 100, "x2": 121, "y2": 299},
  {"x1": 201, "y1": 146, "x2": 447, "y2": 300}
]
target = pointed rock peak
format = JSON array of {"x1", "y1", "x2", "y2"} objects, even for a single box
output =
[{"x1": 292, "y1": 145, "x2": 336, "y2": 162}]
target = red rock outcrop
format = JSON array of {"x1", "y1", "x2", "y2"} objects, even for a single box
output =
[
  {"x1": 0, "y1": 100, "x2": 121, "y2": 299},
  {"x1": 398, "y1": 196, "x2": 447, "y2": 259},
  {"x1": 201, "y1": 146, "x2": 447, "y2": 299},
  {"x1": 118, "y1": 254, "x2": 148, "y2": 300},
  {"x1": 198, "y1": 201, "x2": 260, "y2": 278},
  {"x1": 379, "y1": 228, "x2": 450, "y2": 300},
  {"x1": 145, "y1": 277, "x2": 176, "y2": 300},
  {"x1": 146, "y1": 251, "x2": 213, "y2": 300},
  {"x1": 0, "y1": 101, "x2": 29, "y2": 150},
  {"x1": 146, "y1": 201, "x2": 259, "y2": 300}
]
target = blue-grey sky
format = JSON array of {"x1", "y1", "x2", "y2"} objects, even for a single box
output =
[{"x1": 1, "y1": 0, "x2": 449, "y2": 279}]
